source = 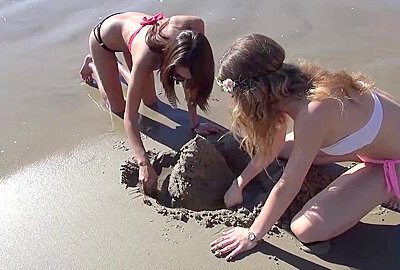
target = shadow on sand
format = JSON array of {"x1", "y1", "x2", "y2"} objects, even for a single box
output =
[
  {"x1": 319, "y1": 222, "x2": 400, "y2": 270},
  {"x1": 85, "y1": 80, "x2": 226, "y2": 151},
  {"x1": 232, "y1": 221, "x2": 399, "y2": 270},
  {"x1": 137, "y1": 101, "x2": 226, "y2": 151}
]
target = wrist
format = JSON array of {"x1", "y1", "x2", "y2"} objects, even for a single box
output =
[
  {"x1": 135, "y1": 154, "x2": 150, "y2": 167},
  {"x1": 191, "y1": 122, "x2": 200, "y2": 130},
  {"x1": 137, "y1": 160, "x2": 150, "y2": 167},
  {"x1": 249, "y1": 217, "x2": 270, "y2": 242},
  {"x1": 249, "y1": 230, "x2": 262, "y2": 242}
]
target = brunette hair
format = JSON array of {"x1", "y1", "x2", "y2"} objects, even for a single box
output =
[
  {"x1": 146, "y1": 21, "x2": 214, "y2": 110},
  {"x1": 217, "y1": 34, "x2": 372, "y2": 159}
]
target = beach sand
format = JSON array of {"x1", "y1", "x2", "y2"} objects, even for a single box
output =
[
  {"x1": 1, "y1": 130, "x2": 399, "y2": 269},
  {"x1": 1, "y1": 0, "x2": 400, "y2": 269}
]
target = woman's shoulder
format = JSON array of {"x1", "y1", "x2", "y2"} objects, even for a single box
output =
[
  {"x1": 298, "y1": 98, "x2": 339, "y2": 122},
  {"x1": 169, "y1": 15, "x2": 205, "y2": 33},
  {"x1": 122, "y1": 11, "x2": 150, "y2": 18}
]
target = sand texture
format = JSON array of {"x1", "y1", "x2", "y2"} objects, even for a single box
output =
[
  {"x1": 2, "y1": 0, "x2": 400, "y2": 268},
  {"x1": 121, "y1": 134, "x2": 348, "y2": 229}
]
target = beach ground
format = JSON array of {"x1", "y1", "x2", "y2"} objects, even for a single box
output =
[
  {"x1": 1, "y1": 0, "x2": 400, "y2": 269},
  {"x1": 1, "y1": 128, "x2": 399, "y2": 270}
]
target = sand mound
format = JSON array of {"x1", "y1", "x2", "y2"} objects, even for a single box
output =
[
  {"x1": 121, "y1": 134, "x2": 346, "y2": 228},
  {"x1": 168, "y1": 135, "x2": 235, "y2": 210}
]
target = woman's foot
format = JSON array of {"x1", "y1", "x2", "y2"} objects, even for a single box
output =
[
  {"x1": 79, "y1": 54, "x2": 97, "y2": 87},
  {"x1": 300, "y1": 241, "x2": 331, "y2": 255}
]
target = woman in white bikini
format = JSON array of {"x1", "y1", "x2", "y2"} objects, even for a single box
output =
[
  {"x1": 79, "y1": 12, "x2": 223, "y2": 194},
  {"x1": 210, "y1": 34, "x2": 400, "y2": 261}
]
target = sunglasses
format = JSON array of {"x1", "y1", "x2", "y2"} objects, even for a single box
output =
[{"x1": 171, "y1": 74, "x2": 187, "y2": 84}]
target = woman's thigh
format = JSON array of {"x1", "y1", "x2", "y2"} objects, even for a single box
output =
[
  {"x1": 89, "y1": 32, "x2": 125, "y2": 113},
  {"x1": 290, "y1": 163, "x2": 391, "y2": 243}
]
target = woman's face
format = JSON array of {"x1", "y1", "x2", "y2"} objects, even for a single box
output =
[
  {"x1": 173, "y1": 65, "x2": 198, "y2": 105},
  {"x1": 172, "y1": 65, "x2": 191, "y2": 84}
]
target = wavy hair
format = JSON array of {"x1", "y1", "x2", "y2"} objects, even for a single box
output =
[{"x1": 217, "y1": 34, "x2": 373, "y2": 159}]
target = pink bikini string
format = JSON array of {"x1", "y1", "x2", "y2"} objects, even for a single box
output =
[
  {"x1": 128, "y1": 12, "x2": 165, "y2": 52},
  {"x1": 141, "y1": 12, "x2": 165, "y2": 26},
  {"x1": 359, "y1": 156, "x2": 400, "y2": 199}
]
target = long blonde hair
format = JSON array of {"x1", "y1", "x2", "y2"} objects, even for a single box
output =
[{"x1": 217, "y1": 34, "x2": 373, "y2": 159}]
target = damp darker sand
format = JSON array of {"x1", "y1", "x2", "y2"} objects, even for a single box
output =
[{"x1": 1, "y1": 0, "x2": 400, "y2": 269}]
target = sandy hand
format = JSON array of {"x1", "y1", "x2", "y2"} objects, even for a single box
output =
[
  {"x1": 224, "y1": 179, "x2": 243, "y2": 208},
  {"x1": 210, "y1": 227, "x2": 257, "y2": 261},
  {"x1": 193, "y1": 122, "x2": 226, "y2": 135},
  {"x1": 139, "y1": 164, "x2": 158, "y2": 195}
]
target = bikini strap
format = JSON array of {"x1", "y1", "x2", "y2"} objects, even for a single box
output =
[
  {"x1": 359, "y1": 156, "x2": 400, "y2": 198},
  {"x1": 128, "y1": 12, "x2": 165, "y2": 52},
  {"x1": 141, "y1": 12, "x2": 165, "y2": 26},
  {"x1": 358, "y1": 156, "x2": 400, "y2": 164},
  {"x1": 93, "y1": 12, "x2": 123, "y2": 53}
]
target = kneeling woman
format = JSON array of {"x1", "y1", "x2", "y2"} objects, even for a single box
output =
[
  {"x1": 80, "y1": 12, "x2": 223, "y2": 194},
  {"x1": 211, "y1": 34, "x2": 400, "y2": 260}
]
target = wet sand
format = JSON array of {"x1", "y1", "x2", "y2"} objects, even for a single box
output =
[
  {"x1": 1, "y1": 0, "x2": 400, "y2": 269},
  {"x1": 1, "y1": 132, "x2": 399, "y2": 269}
]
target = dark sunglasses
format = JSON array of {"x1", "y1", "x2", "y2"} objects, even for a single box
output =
[{"x1": 171, "y1": 74, "x2": 187, "y2": 84}]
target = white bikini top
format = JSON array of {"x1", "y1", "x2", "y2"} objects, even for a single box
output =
[{"x1": 320, "y1": 90, "x2": 383, "y2": 156}]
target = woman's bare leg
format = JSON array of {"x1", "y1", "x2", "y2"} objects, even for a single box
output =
[
  {"x1": 117, "y1": 61, "x2": 130, "y2": 84},
  {"x1": 290, "y1": 163, "x2": 392, "y2": 243},
  {"x1": 89, "y1": 32, "x2": 125, "y2": 114},
  {"x1": 122, "y1": 49, "x2": 133, "y2": 71},
  {"x1": 115, "y1": 60, "x2": 158, "y2": 107}
]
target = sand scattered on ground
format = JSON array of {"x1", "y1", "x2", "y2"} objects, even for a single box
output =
[{"x1": 120, "y1": 134, "x2": 347, "y2": 230}]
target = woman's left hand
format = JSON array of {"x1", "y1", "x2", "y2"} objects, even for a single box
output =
[
  {"x1": 193, "y1": 122, "x2": 226, "y2": 135},
  {"x1": 210, "y1": 227, "x2": 258, "y2": 261}
]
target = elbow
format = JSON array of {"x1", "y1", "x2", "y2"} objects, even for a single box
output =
[{"x1": 273, "y1": 178, "x2": 302, "y2": 199}]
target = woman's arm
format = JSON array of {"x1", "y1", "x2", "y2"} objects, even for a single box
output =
[
  {"x1": 212, "y1": 102, "x2": 330, "y2": 260},
  {"x1": 125, "y1": 69, "x2": 151, "y2": 163},
  {"x1": 249, "y1": 104, "x2": 328, "y2": 239},
  {"x1": 238, "y1": 121, "x2": 287, "y2": 189},
  {"x1": 224, "y1": 120, "x2": 287, "y2": 207},
  {"x1": 124, "y1": 51, "x2": 158, "y2": 193},
  {"x1": 187, "y1": 102, "x2": 199, "y2": 129},
  {"x1": 183, "y1": 82, "x2": 225, "y2": 134},
  {"x1": 170, "y1": 15, "x2": 205, "y2": 34}
]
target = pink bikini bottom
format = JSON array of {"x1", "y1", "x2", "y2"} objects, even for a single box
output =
[{"x1": 358, "y1": 156, "x2": 400, "y2": 199}]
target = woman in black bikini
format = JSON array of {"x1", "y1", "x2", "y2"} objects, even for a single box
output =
[{"x1": 79, "y1": 12, "x2": 223, "y2": 194}]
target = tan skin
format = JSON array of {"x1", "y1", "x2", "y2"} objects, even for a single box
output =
[
  {"x1": 80, "y1": 12, "x2": 224, "y2": 193},
  {"x1": 211, "y1": 87, "x2": 400, "y2": 261}
]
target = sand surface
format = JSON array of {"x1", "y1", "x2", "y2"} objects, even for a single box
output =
[
  {"x1": 1, "y1": 0, "x2": 400, "y2": 269},
  {"x1": 2, "y1": 130, "x2": 399, "y2": 270}
]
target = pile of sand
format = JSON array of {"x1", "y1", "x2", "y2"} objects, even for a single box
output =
[
  {"x1": 168, "y1": 135, "x2": 235, "y2": 211},
  {"x1": 121, "y1": 134, "x2": 347, "y2": 228}
]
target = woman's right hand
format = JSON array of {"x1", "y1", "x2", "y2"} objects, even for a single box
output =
[
  {"x1": 224, "y1": 179, "x2": 243, "y2": 208},
  {"x1": 138, "y1": 164, "x2": 158, "y2": 195}
]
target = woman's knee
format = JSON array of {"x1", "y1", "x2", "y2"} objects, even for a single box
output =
[
  {"x1": 291, "y1": 220, "x2": 313, "y2": 243},
  {"x1": 290, "y1": 213, "x2": 329, "y2": 244}
]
